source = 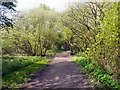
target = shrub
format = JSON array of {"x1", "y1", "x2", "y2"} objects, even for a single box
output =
[
  {"x1": 105, "y1": 80, "x2": 120, "y2": 88},
  {"x1": 74, "y1": 56, "x2": 120, "y2": 88},
  {"x1": 99, "y1": 74, "x2": 112, "y2": 83},
  {"x1": 85, "y1": 63, "x2": 96, "y2": 72},
  {"x1": 76, "y1": 57, "x2": 89, "y2": 67},
  {"x1": 92, "y1": 68, "x2": 105, "y2": 77}
]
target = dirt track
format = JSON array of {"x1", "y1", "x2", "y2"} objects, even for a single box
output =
[{"x1": 24, "y1": 51, "x2": 93, "y2": 88}]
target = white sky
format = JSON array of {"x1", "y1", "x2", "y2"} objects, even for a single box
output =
[
  {"x1": 16, "y1": 0, "x2": 118, "y2": 12},
  {"x1": 16, "y1": 0, "x2": 78, "y2": 12}
]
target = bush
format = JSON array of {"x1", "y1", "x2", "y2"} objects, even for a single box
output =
[
  {"x1": 92, "y1": 68, "x2": 105, "y2": 77},
  {"x1": 74, "y1": 56, "x2": 120, "y2": 88},
  {"x1": 85, "y1": 63, "x2": 96, "y2": 72},
  {"x1": 76, "y1": 57, "x2": 89, "y2": 67},
  {"x1": 105, "y1": 80, "x2": 120, "y2": 88},
  {"x1": 99, "y1": 74, "x2": 112, "y2": 83}
]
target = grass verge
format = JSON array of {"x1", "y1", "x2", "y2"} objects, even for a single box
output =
[
  {"x1": 71, "y1": 56, "x2": 101, "y2": 88},
  {"x1": 2, "y1": 56, "x2": 45, "y2": 76},
  {"x1": 71, "y1": 56, "x2": 120, "y2": 88},
  {"x1": 2, "y1": 57, "x2": 49, "y2": 88}
]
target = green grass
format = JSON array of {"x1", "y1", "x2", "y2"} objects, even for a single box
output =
[
  {"x1": 46, "y1": 49, "x2": 69, "y2": 55},
  {"x1": 2, "y1": 56, "x2": 49, "y2": 88},
  {"x1": 71, "y1": 56, "x2": 120, "y2": 88},
  {"x1": 2, "y1": 56, "x2": 44, "y2": 76},
  {"x1": 71, "y1": 56, "x2": 89, "y2": 73}
]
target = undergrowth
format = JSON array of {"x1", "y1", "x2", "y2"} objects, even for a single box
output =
[{"x1": 72, "y1": 56, "x2": 120, "y2": 88}]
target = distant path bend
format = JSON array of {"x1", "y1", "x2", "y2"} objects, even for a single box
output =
[{"x1": 24, "y1": 51, "x2": 93, "y2": 88}]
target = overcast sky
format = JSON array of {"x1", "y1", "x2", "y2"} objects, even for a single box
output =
[
  {"x1": 16, "y1": 0, "x2": 118, "y2": 12},
  {"x1": 16, "y1": 0, "x2": 79, "y2": 12}
]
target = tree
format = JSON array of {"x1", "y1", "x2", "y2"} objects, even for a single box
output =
[
  {"x1": 0, "y1": 1, "x2": 17, "y2": 28},
  {"x1": 2, "y1": 5, "x2": 58, "y2": 56},
  {"x1": 61, "y1": 1, "x2": 120, "y2": 78}
]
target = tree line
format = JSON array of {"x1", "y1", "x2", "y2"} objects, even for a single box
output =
[
  {"x1": 1, "y1": 2, "x2": 120, "y2": 79},
  {"x1": 61, "y1": 2, "x2": 120, "y2": 79}
]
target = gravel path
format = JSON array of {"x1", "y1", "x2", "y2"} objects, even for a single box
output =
[{"x1": 23, "y1": 51, "x2": 93, "y2": 88}]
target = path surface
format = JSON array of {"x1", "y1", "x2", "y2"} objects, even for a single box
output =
[{"x1": 24, "y1": 51, "x2": 93, "y2": 88}]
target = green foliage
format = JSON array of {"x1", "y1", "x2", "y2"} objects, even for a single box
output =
[
  {"x1": 85, "y1": 64, "x2": 96, "y2": 72},
  {"x1": 76, "y1": 52, "x2": 87, "y2": 57},
  {"x1": 2, "y1": 57, "x2": 49, "y2": 88},
  {"x1": 39, "y1": 4, "x2": 51, "y2": 10},
  {"x1": 1, "y1": 2, "x2": 120, "y2": 88},
  {"x1": 2, "y1": 56, "x2": 44, "y2": 76},
  {"x1": 62, "y1": 2, "x2": 120, "y2": 78},
  {"x1": 46, "y1": 49, "x2": 69, "y2": 55},
  {"x1": 74, "y1": 56, "x2": 120, "y2": 88},
  {"x1": 2, "y1": 5, "x2": 58, "y2": 56},
  {"x1": 91, "y1": 69, "x2": 105, "y2": 77},
  {"x1": 76, "y1": 57, "x2": 89, "y2": 67}
]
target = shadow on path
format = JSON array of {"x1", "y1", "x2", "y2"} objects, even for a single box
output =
[{"x1": 23, "y1": 51, "x2": 93, "y2": 88}]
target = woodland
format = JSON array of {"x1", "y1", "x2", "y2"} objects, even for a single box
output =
[{"x1": 0, "y1": 1, "x2": 120, "y2": 88}]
